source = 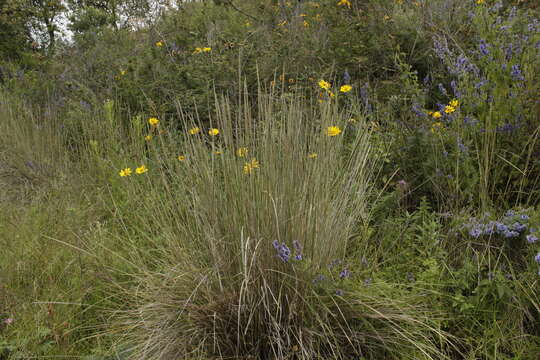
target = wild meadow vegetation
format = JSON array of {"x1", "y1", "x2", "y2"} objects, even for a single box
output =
[{"x1": 1, "y1": 0, "x2": 539, "y2": 359}]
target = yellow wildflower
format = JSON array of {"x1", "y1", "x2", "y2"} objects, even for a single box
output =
[
  {"x1": 432, "y1": 111, "x2": 442, "y2": 119},
  {"x1": 202, "y1": 47, "x2": 211, "y2": 52},
  {"x1": 178, "y1": 155, "x2": 186, "y2": 161},
  {"x1": 476, "y1": 0, "x2": 485, "y2": 4},
  {"x1": 327, "y1": 90, "x2": 335, "y2": 98},
  {"x1": 214, "y1": 151, "x2": 222, "y2": 155},
  {"x1": 318, "y1": 80, "x2": 331, "y2": 90},
  {"x1": 326, "y1": 126, "x2": 342, "y2": 137},
  {"x1": 135, "y1": 165, "x2": 148, "y2": 174},
  {"x1": 449, "y1": 99, "x2": 459, "y2": 108},
  {"x1": 303, "y1": 20, "x2": 310, "y2": 27},
  {"x1": 308, "y1": 153, "x2": 318, "y2": 159},
  {"x1": 444, "y1": 105, "x2": 456, "y2": 114},
  {"x1": 145, "y1": 135, "x2": 152, "y2": 141},
  {"x1": 337, "y1": 0, "x2": 351, "y2": 8},
  {"x1": 243, "y1": 158, "x2": 260, "y2": 174},
  {"x1": 340, "y1": 85, "x2": 352, "y2": 93},
  {"x1": 155, "y1": 41, "x2": 163, "y2": 47},
  {"x1": 148, "y1": 117, "x2": 159, "y2": 126},
  {"x1": 431, "y1": 122, "x2": 443, "y2": 133},
  {"x1": 236, "y1": 147, "x2": 248, "y2": 157},
  {"x1": 208, "y1": 128, "x2": 220, "y2": 136},
  {"x1": 119, "y1": 168, "x2": 132, "y2": 177},
  {"x1": 188, "y1": 127, "x2": 200, "y2": 135},
  {"x1": 120, "y1": 70, "x2": 126, "y2": 76},
  {"x1": 193, "y1": 47, "x2": 202, "y2": 54}
]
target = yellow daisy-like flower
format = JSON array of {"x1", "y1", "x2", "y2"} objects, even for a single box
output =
[
  {"x1": 340, "y1": 85, "x2": 352, "y2": 93},
  {"x1": 432, "y1": 111, "x2": 442, "y2": 119},
  {"x1": 135, "y1": 165, "x2": 148, "y2": 174},
  {"x1": 178, "y1": 155, "x2": 186, "y2": 161},
  {"x1": 337, "y1": 0, "x2": 351, "y2": 8},
  {"x1": 119, "y1": 168, "x2": 132, "y2": 177},
  {"x1": 144, "y1": 135, "x2": 152, "y2": 141},
  {"x1": 208, "y1": 128, "x2": 220, "y2": 136},
  {"x1": 431, "y1": 122, "x2": 443, "y2": 133},
  {"x1": 120, "y1": 70, "x2": 126, "y2": 76},
  {"x1": 203, "y1": 47, "x2": 211, "y2": 52},
  {"x1": 243, "y1": 158, "x2": 260, "y2": 174},
  {"x1": 214, "y1": 151, "x2": 222, "y2": 155},
  {"x1": 444, "y1": 105, "x2": 456, "y2": 114},
  {"x1": 236, "y1": 147, "x2": 248, "y2": 157},
  {"x1": 148, "y1": 117, "x2": 159, "y2": 126},
  {"x1": 326, "y1": 126, "x2": 342, "y2": 137},
  {"x1": 155, "y1": 41, "x2": 163, "y2": 47},
  {"x1": 318, "y1": 80, "x2": 331, "y2": 90},
  {"x1": 303, "y1": 20, "x2": 310, "y2": 27},
  {"x1": 308, "y1": 153, "x2": 318, "y2": 159},
  {"x1": 449, "y1": 99, "x2": 459, "y2": 108},
  {"x1": 476, "y1": 0, "x2": 485, "y2": 4},
  {"x1": 188, "y1": 127, "x2": 200, "y2": 135},
  {"x1": 193, "y1": 47, "x2": 202, "y2": 54}
]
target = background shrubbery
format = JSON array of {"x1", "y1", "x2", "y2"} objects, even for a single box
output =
[{"x1": 1, "y1": 0, "x2": 539, "y2": 359}]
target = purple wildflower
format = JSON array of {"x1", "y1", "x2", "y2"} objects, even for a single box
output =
[
  {"x1": 535, "y1": 253, "x2": 540, "y2": 264},
  {"x1": 470, "y1": 227, "x2": 482, "y2": 238},
  {"x1": 412, "y1": 103, "x2": 426, "y2": 117},
  {"x1": 526, "y1": 234, "x2": 538, "y2": 244},
  {"x1": 479, "y1": 39, "x2": 490, "y2": 56},
  {"x1": 275, "y1": 242, "x2": 291, "y2": 263},
  {"x1": 450, "y1": 80, "x2": 461, "y2": 98},
  {"x1": 335, "y1": 289, "x2": 344, "y2": 296},
  {"x1": 511, "y1": 64, "x2": 524, "y2": 81},
  {"x1": 496, "y1": 223, "x2": 509, "y2": 233},
  {"x1": 339, "y1": 268, "x2": 351, "y2": 279},
  {"x1": 511, "y1": 222, "x2": 527, "y2": 233},
  {"x1": 292, "y1": 240, "x2": 303, "y2": 261}
]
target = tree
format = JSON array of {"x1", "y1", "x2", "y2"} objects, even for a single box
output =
[
  {"x1": 25, "y1": 0, "x2": 66, "y2": 53},
  {"x1": 0, "y1": 0, "x2": 33, "y2": 60}
]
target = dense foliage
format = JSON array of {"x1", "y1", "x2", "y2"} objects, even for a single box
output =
[{"x1": 1, "y1": 0, "x2": 539, "y2": 359}]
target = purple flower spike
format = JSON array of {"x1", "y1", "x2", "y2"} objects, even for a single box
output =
[{"x1": 339, "y1": 268, "x2": 351, "y2": 279}]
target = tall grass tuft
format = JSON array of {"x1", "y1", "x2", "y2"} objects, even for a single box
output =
[{"x1": 102, "y1": 88, "x2": 451, "y2": 359}]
